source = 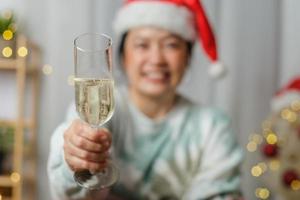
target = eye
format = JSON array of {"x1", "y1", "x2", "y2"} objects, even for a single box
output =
[
  {"x1": 134, "y1": 42, "x2": 149, "y2": 50},
  {"x1": 165, "y1": 41, "x2": 181, "y2": 49}
]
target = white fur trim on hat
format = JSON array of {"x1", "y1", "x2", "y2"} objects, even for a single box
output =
[
  {"x1": 113, "y1": 1, "x2": 196, "y2": 42},
  {"x1": 271, "y1": 90, "x2": 300, "y2": 112}
]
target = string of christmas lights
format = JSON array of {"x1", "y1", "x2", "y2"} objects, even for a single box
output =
[{"x1": 247, "y1": 97, "x2": 300, "y2": 199}]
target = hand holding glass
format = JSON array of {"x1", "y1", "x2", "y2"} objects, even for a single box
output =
[{"x1": 73, "y1": 33, "x2": 118, "y2": 189}]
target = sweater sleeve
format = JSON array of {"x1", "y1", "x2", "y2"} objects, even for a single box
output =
[
  {"x1": 47, "y1": 121, "x2": 87, "y2": 200},
  {"x1": 183, "y1": 109, "x2": 244, "y2": 200}
]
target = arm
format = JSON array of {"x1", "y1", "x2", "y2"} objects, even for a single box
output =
[
  {"x1": 184, "y1": 109, "x2": 244, "y2": 200},
  {"x1": 48, "y1": 121, "x2": 88, "y2": 200},
  {"x1": 47, "y1": 106, "x2": 111, "y2": 200}
]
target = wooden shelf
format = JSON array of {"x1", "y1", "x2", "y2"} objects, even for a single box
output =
[
  {"x1": 0, "y1": 176, "x2": 14, "y2": 187},
  {"x1": 0, "y1": 60, "x2": 17, "y2": 70},
  {"x1": 0, "y1": 35, "x2": 40, "y2": 200},
  {"x1": 0, "y1": 59, "x2": 39, "y2": 74},
  {"x1": 0, "y1": 119, "x2": 33, "y2": 130}
]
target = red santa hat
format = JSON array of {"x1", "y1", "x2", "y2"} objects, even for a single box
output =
[
  {"x1": 271, "y1": 76, "x2": 300, "y2": 112},
  {"x1": 113, "y1": 0, "x2": 226, "y2": 79}
]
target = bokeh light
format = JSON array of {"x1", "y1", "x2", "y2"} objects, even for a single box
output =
[
  {"x1": 266, "y1": 134, "x2": 277, "y2": 144},
  {"x1": 291, "y1": 100, "x2": 300, "y2": 112},
  {"x1": 253, "y1": 134, "x2": 263, "y2": 144},
  {"x1": 2, "y1": 46, "x2": 13, "y2": 58},
  {"x1": 291, "y1": 180, "x2": 300, "y2": 191},
  {"x1": 251, "y1": 165, "x2": 263, "y2": 177},
  {"x1": 2, "y1": 9, "x2": 12, "y2": 19},
  {"x1": 256, "y1": 188, "x2": 270, "y2": 199},
  {"x1": 10, "y1": 172, "x2": 20, "y2": 183},
  {"x1": 17, "y1": 46, "x2": 28, "y2": 57},
  {"x1": 281, "y1": 109, "x2": 297, "y2": 122},
  {"x1": 42, "y1": 64, "x2": 53, "y2": 75},
  {"x1": 2, "y1": 30, "x2": 13, "y2": 40},
  {"x1": 269, "y1": 159, "x2": 280, "y2": 171},
  {"x1": 258, "y1": 162, "x2": 268, "y2": 172},
  {"x1": 247, "y1": 141, "x2": 257, "y2": 152}
]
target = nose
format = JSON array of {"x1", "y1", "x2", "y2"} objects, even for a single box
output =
[{"x1": 148, "y1": 44, "x2": 166, "y2": 66}]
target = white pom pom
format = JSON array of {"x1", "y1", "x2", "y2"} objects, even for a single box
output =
[
  {"x1": 208, "y1": 62, "x2": 227, "y2": 79},
  {"x1": 271, "y1": 91, "x2": 300, "y2": 112}
]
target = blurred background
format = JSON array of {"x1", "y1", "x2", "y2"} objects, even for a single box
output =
[{"x1": 0, "y1": 0, "x2": 300, "y2": 199}]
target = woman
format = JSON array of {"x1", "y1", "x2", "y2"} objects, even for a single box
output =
[{"x1": 48, "y1": 0, "x2": 243, "y2": 199}]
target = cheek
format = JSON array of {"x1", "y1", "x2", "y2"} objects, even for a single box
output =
[
  {"x1": 123, "y1": 49, "x2": 142, "y2": 70},
  {"x1": 170, "y1": 55, "x2": 189, "y2": 77},
  {"x1": 122, "y1": 52, "x2": 142, "y2": 81}
]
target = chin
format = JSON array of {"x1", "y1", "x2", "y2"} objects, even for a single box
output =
[{"x1": 141, "y1": 86, "x2": 172, "y2": 98}]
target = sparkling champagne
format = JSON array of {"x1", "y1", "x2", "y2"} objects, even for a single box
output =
[{"x1": 75, "y1": 78, "x2": 114, "y2": 127}]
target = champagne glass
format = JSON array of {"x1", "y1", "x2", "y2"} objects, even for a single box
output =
[{"x1": 73, "y1": 33, "x2": 118, "y2": 190}]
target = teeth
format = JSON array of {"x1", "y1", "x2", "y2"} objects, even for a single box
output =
[{"x1": 146, "y1": 72, "x2": 165, "y2": 79}]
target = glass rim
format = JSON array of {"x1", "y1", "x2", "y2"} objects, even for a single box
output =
[{"x1": 74, "y1": 32, "x2": 112, "y2": 52}]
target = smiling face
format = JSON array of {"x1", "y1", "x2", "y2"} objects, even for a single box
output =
[{"x1": 122, "y1": 27, "x2": 190, "y2": 100}]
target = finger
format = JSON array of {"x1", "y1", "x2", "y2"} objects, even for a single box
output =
[
  {"x1": 97, "y1": 129, "x2": 112, "y2": 152},
  {"x1": 70, "y1": 134, "x2": 103, "y2": 153},
  {"x1": 65, "y1": 153, "x2": 108, "y2": 172},
  {"x1": 99, "y1": 128, "x2": 112, "y2": 144},
  {"x1": 78, "y1": 126, "x2": 112, "y2": 147},
  {"x1": 66, "y1": 141, "x2": 109, "y2": 162}
]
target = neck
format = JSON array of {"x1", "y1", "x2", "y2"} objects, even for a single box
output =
[{"x1": 129, "y1": 89, "x2": 177, "y2": 119}]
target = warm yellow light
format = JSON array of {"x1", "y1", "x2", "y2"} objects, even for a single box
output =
[
  {"x1": 18, "y1": 46, "x2": 28, "y2": 57},
  {"x1": 43, "y1": 64, "x2": 53, "y2": 75},
  {"x1": 269, "y1": 159, "x2": 280, "y2": 171},
  {"x1": 68, "y1": 75, "x2": 75, "y2": 86},
  {"x1": 291, "y1": 100, "x2": 300, "y2": 111},
  {"x1": 0, "y1": 194, "x2": 2, "y2": 200},
  {"x1": 251, "y1": 165, "x2": 263, "y2": 177},
  {"x1": 258, "y1": 188, "x2": 270, "y2": 199},
  {"x1": 10, "y1": 172, "x2": 20, "y2": 183},
  {"x1": 291, "y1": 180, "x2": 300, "y2": 191},
  {"x1": 266, "y1": 134, "x2": 277, "y2": 144},
  {"x1": 262, "y1": 129, "x2": 273, "y2": 138},
  {"x1": 287, "y1": 111, "x2": 297, "y2": 122},
  {"x1": 281, "y1": 109, "x2": 290, "y2": 119},
  {"x1": 281, "y1": 109, "x2": 297, "y2": 122},
  {"x1": 2, "y1": 30, "x2": 13, "y2": 40},
  {"x1": 258, "y1": 162, "x2": 267, "y2": 172},
  {"x1": 255, "y1": 188, "x2": 262, "y2": 198},
  {"x1": 247, "y1": 141, "x2": 257, "y2": 152},
  {"x1": 2, "y1": 46, "x2": 13, "y2": 58},
  {"x1": 2, "y1": 9, "x2": 12, "y2": 19},
  {"x1": 253, "y1": 134, "x2": 263, "y2": 144}
]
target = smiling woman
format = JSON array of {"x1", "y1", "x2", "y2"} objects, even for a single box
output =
[
  {"x1": 47, "y1": 0, "x2": 244, "y2": 199},
  {"x1": 122, "y1": 27, "x2": 190, "y2": 118}
]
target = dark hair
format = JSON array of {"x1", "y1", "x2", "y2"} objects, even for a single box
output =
[{"x1": 117, "y1": 32, "x2": 194, "y2": 63}]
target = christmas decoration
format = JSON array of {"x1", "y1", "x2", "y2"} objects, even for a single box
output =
[
  {"x1": 262, "y1": 143, "x2": 278, "y2": 158},
  {"x1": 282, "y1": 169, "x2": 299, "y2": 187},
  {"x1": 247, "y1": 76, "x2": 300, "y2": 200},
  {"x1": 0, "y1": 9, "x2": 17, "y2": 59},
  {"x1": 0, "y1": 126, "x2": 14, "y2": 174}
]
